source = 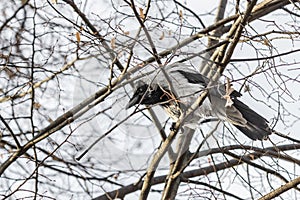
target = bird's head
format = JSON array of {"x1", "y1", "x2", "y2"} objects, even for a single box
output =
[
  {"x1": 126, "y1": 81, "x2": 170, "y2": 109},
  {"x1": 126, "y1": 83, "x2": 149, "y2": 109}
]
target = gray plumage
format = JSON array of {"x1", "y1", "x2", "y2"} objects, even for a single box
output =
[{"x1": 127, "y1": 63, "x2": 272, "y2": 140}]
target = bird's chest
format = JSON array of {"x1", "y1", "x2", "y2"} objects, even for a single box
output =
[
  {"x1": 162, "y1": 93, "x2": 212, "y2": 121},
  {"x1": 162, "y1": 102, "x2": 182, "y2": 121}
]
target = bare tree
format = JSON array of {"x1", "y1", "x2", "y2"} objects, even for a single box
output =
[{"x1": 0, "y1": 0, "x2": 300, "y2": 199}]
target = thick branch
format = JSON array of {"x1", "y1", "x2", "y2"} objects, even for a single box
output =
[
  {"x1": 93, "y1": 144, "x2": 300, "y2": 200},
  {"x1": 259, "y1": 176, "x2": 300, "y2": 200}
]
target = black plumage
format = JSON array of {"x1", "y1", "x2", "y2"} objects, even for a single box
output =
[
  {"x1": 126, "y1": 84, "x2": 170, "y2": 107},
  {"x1": 229, "y1": 97, "x2": 271, "y2": 140}
]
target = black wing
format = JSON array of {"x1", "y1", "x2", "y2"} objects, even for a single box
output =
[
  {"x1": 177, "y1": 70, "x2": 208, "y2": 86},
  {"x1": 229, "y1": 98, "x2": 272, "y2": 140}
]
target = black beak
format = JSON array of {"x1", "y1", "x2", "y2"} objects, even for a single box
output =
[
  {"x1": 126, "y1": 95, "x2": 141, "y2": 109},
  {"x1": 126, "y1": 82, "x2": 149, "y2": 109}
]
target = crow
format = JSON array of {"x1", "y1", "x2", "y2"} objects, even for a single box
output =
[{"x1": 126, "y1": 63, "x2": 272, "y2": 140}]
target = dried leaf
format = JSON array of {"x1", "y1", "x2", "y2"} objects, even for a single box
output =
[
  {"x1": 113, "y1": 173, "x2": 119, "y2": 180},
  {"x1": 51, "y1": 0, "x2": 57, "y2": 4},
  {"x1": 75, "y1": 31, "x2": 81, "y2": 43},
  {"x1": 138, "y1": 62, "x2": 145, "y2": 67},
  {"x1": 33, "y1": 102, "x2": 41, "y2": 109},
  {"x1": 223, "y1": 78, "x2": 235, "y2": 107},
  {"x1": 0, "y1": 53, "x2": 8, "y2": 59},
  {"x1": 159, "y1": 31, "x2": 165, "y2": 40},
  {"x1": 263, "y1": 39, "x2": 271, "y2": 46},
  {"x1": 179, "y1": 10, "x2": 183, "y2": 21},
  {"x1": 21, "y1": 0, "x2": 28, "y2": 5},
  {"x1": 208, "y1": 157, "x2": 211, "y2": 163},
  {"x1": 4, "y1": 68, "x2": 15, "y2": 79},
  {"x1": 243, "y1": 84, "x2": 250, "y2": 92},
  {"x1": 118, "y1": 26, "x2": 129, "y2": 35},
  {"x1": 47, "y1": 116, "x2": 54, "y2": 123},
  {"x1": 224, "y1": 96, "x2": 233, "y2": 107},
  {"x1": 139, "y1": 8, "x2": 145, "y2": 20},
  {"x1": 111, "y1": 37, "x2": 116, "y2": 49}
]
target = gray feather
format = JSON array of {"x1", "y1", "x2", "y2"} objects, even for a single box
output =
[{"x1": 127, "y1": 63, "x2": 273, "y2": 140}]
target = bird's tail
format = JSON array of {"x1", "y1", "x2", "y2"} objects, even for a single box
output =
[{"x1": 229, "y1": 98, "x2": 273, "y2": 140}]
